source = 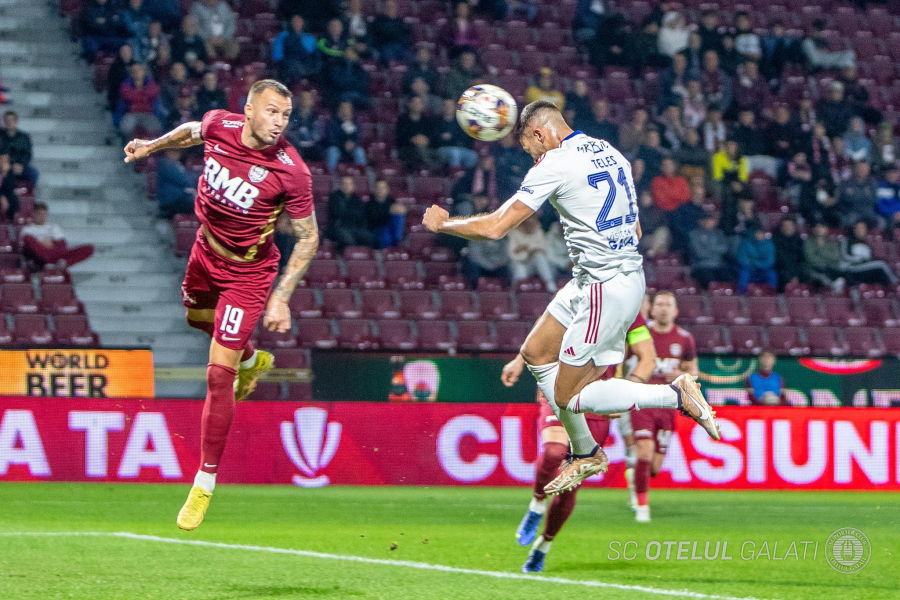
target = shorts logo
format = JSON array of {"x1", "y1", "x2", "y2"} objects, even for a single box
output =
[
  {"x1": 277, "y1": 149, "x2": 295, "y2": 166},
  {"x1": 669, "y1": 343, "x2": 683, "y2": 357},
  {"x1": 180, "y1": 285, "x2": 196, "y2": 305},
  {"x1": 825, "y1": 527, "x2": 871, "y2": 574},
  {"x1": 222, "y1": 119, "x2": 243, "y2": 129},
  {"x1": 564, "y1": 347, "x2": 576, "y2": 356},
  {"x1": 518, "y1": 186, "x2": 534, "y2": 194},
  {"x1": 248, "y1": 165, "x2": 269, "y2": 183}
]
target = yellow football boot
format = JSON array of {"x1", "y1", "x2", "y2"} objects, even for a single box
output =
[
  {"x1": 235, "y1": 350, "x2": 274, "y2": 401},
  {"x1": 176, "y1": 486, "x2": 212, "y2": 531}
]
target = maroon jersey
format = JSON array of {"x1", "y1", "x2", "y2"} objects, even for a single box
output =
[
  {"x1": 646, "y1": 324, "x2": 696, "y2": 384},
  {"x1": 197, "y1": 109, "x2": 313, "y2": 261}
]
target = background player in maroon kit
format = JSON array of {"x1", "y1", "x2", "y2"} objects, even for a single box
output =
[
  {"x1": 501, "y1": 313, "x2": 656, "y2": 572},
  {"x1": 628, "y1": 291, "x2": 698, "y2": 523},
  {"x1": 123, "y1": 80, "x2": 318, "y2": 530}
]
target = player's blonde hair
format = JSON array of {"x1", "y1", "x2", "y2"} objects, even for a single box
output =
[
  {"x1": 247, "y1": 79, "x2": 292, "y2": 103},
  {"x1": 652, "y1": 290, "x2": 678, "y2": 306}
]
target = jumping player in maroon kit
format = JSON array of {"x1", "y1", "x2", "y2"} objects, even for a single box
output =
[
  {"x1": 627, "y1": 291, "x2": 698, "y2": 523},
  {"x1": 501, "y1": 313, "x2": 657, "y2": 572},
  {"x1": 123, "y1": 80, "x2": 318, "y2": 530}
]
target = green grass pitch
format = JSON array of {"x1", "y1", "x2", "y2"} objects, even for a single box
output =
[{"x1": 0, "y1": 483, "x2": 897, "y2": 599}]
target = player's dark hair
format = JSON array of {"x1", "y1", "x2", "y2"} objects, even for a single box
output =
[
  {"x1": 3, "y1": 110, "x2": 16, "y2": 119},
  {"x1": 513, "y1": 100, "x2": 561, "y2": 139},
  {"x1": 34, "y1": 202, "x2": 49, "y2": 212},
  {"x1": 248, "y1": 79, "x2": 292, "y2": 102}
]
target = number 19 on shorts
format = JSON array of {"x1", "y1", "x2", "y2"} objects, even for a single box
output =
[{"x1": 220, "y1": 305, "x2": 244, "y2": 335}]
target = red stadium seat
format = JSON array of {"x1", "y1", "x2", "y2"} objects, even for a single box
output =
[
  {"x1": 748, "y1": 296, "x2": 787, "y2": 326},
  {"x1": 417, "y1": 320, "x2": 455, "y2": 350},
  {"x1": 322, "y1": 289, "x2": 362, "y2": 319},
  {"x1": 400, "y1": 290, "x2": 440, "y2": 320},
  {"x1": 845, "y1": 327, "x2": 884, "y2": 357},
  {"x1": 457, "y1": 321, "x2": 497, "y2": 351},
  {"x1": 383, "y1": 247, "x2": 411, "y2": 261},
  {"x1": 384, "y1": 260, "x2": 423, "y2": 290},
  {"x1": 729, "y1": 325, "x2": 763, "y2": 355},
  {"x1": 343, "y1": 246, "x2": 374, "y2": 261},
  {"x1": 711, "y1": 296, "x2": 749, "y2": 325},
  {"x1": 302, "y1": 259, "x2": 346, "y2": 288},
  {"x1": 676, "y1": 295, "x2": 711, "y2": 325},
  {"x1": 766, "y1": 326, "x2": 805, "y2": 355},
  {"x1": 378, "y1": 320, "x2": 417, "y2": 350},
  {"x1": 1, "y1": 284, "x2": 39, "y2": 313},
  {"x1": 690, "y1": 324, "x2": 732, "y2": 354},
  {"x1": 346, "y1": 260, "x2": 385, "y2": 289},
  {"x1": 361, "y1": 289, "x2": 401, "y2": 319},
  {"x1": 517, "y1": 292, "x2": 553, "y2": 320},
  {"x1": 708, "y1": 281, "x2": 737, "y2": 296},
  {"x1": 424, "y1": 262, "x2": 460, "y2": 287},
  {"x1": 883, "y1": 328, "x2": 900, "y2": 355},
  {"x1": 862, "y1": 298, "x2": 899, "y2": 327},
  {"x1": 0, "y1": 315, "x2": 12, "y2": 345},
  {"x1": 295, "y1": 319, "x2": 337, "y2": 348},
  {"x1": 823, "y1": 297, "x2": 866, "y2": 327},
  {"x1": 336, "y1": 319, "x2": 377, "y2": 350},
  {"x1": 39, "y1": 284, "x2": 84, "y2": 315},
  {"x1": 256, "y1": 326, "x2": 300, "y2": 349},
  {"x1": 477, "y1": 277, "x2": 505, "y2": 292},
  {"x1": 496, "y1": 321, "x2": 531, "y2": 352},
  {"x1": 806, "y1": 326, "x2": 847, "y2": 356},
  {"x1": 405, "y1": 232, "x2": 437, "y2": 257},
  {"x1": 53, "y1": 315, "x2": 98, "y2": 347},
  {"x1": 479, "y1": 291, "x2": 518, "y2": 320},
  {"x1": 13, "y1": 314, "x2": 53, "y2": 346},
  {"x1": 288, "y1": 288, "x2": 323, "y2": 318},
  {"x1": 786, "y1": 297, "x2": 826, "y2": 326},
  {"x1": 440, "y1": 290, "x2": 480, "y2": 320}
]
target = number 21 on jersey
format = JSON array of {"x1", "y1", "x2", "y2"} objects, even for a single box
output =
[{"x1": 587, "y1": 166, "x2": 637, "y2": 233}]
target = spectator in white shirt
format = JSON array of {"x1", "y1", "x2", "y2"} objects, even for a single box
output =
[
  {"x1": 21, "y1": 203, "x2": 94, "y2": 270},
  {"x1": 733, "y1": 12, "x2": 761, "y2": 63},
  {"x1": 507, "y1": 214, "x2": 558, "y2": 292},
  {"x1": 658, "y1": 12, "x2": 690, "y2": 58},
  {"x1": 189, "y1": 0, "x2": 238, "y2": 61}
]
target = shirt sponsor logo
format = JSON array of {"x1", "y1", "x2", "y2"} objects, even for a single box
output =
[
  {"x1": 518, "y1": 186, "x2": 534, "y2": 194},
  {"x1": 203, "y1": 156, "x2": 260, "y2": 210},
  {"x1": 248, "y1": 165, "x2": 269, "y2": 183},
  {"x1": 222, "y1": 119, "x2": 243, "y2": 129},
  {"x1": 277, "y1": 148, "x2": 295, "y2": 166}
]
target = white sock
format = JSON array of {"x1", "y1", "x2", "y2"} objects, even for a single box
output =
[
  {"x1": 625, "y1": 445, "x2": 637, "y2": 469},
  {"x1": 533, "y1": 535, "x2": 552, "y2": 553},
  {"x1": 566, "y1": 378, "x2": 678, "y2": 414},
  {"x1": 193, "y1": 470, "x2": 216, "y2": 493},
  {"x1": 527, "y1": 362, "x2": 597, "y2": 455},
  {"x1": 240, "y1": 350, "x2": 258, "y2": 369},
  {"x1": 528, "y1": 497, "x2": 549, "y2": 515}
]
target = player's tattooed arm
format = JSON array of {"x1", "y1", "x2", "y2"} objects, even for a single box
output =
[
  {"x1": 423, "y1": 198, "x2": 534, "y2": 241},
  {"x1": 264, "y1": 212, "x2": 319, "y2": 332},
  {"x1": 123, "y1": 121, "x2": 203, "y2": 163}
]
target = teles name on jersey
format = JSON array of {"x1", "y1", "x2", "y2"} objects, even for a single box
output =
[{"x1": 204, "y1": 156, "x2": 260, "y2": 211}]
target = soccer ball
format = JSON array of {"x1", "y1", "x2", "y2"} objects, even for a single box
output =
[{"x1": 456, "y1": 84, "x2": 518, "y2": 142}]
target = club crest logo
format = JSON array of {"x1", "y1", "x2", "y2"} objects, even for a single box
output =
[
  {"x1": 670, "y1": 343, "x2": 683, "y2": 357},
  {"x1": 826, "y1": 527, "x2": 871, "y2": 574},
  {"x1": 281, "y1": 407, "x2": 341, "y2": 487},
  {"x1": 248, "y1": 165, "x2": 269, "y2": 183}
]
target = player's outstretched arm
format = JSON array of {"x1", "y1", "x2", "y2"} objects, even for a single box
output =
[
  {"x1": 123, "y1": 121, "x2": 203, "y2": 163},
  {"x1": 423, "y1": 198, "x2": 534, "y2": 241},
  {"x1": 263, "y1": 212, "x2": 319, "y2": 332}
]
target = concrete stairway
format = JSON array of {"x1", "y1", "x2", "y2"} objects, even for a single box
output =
[{"x1": 0, "y1": 0, "x2": 207, "y2": 395}]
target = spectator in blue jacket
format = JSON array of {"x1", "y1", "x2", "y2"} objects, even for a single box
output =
[
  {"x1": 324, "y1": 101, "x2": 367, "y2": 173},
  {"x1": 736, "y1": 223, "x2": 777, "y2": 293},
  {"x1": 877, "y1": 162, "x2": 900, "y2": 230},
  {"x1": 156, "y1": 149, "x2": 198, "y2": 218},
  {"x1": 273, "y1": 15, "x2": 321, "y2": 88}
]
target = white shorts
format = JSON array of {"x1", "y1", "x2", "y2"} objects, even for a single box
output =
[{"x1": 547, "y1": 269, "x2": 645, "y2": 367}]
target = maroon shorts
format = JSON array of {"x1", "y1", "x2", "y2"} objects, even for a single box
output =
[
  {"x1": 538, "y1": 395, "x2": 610, "y2": 446},
  {"x1": 630, "y1": 408, "x2": 676, "y2": 454},
  {"x1": 181, "y1": 230, "x2": 278, "y2": 350}
]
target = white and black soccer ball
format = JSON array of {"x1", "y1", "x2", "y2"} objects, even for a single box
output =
[{"x1": 456, "y1": 84, "x2": 518, "y2": 142}]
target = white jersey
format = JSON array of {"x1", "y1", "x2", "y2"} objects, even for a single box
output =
[{"x1": 511, "y1": 131, "x2": 643, "y2": 283}]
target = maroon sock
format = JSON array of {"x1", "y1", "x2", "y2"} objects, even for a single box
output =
[
  {"x1": 187, "y1": 318, "x2": 215, "y2": 337},
  {"x1": 534, "y1": 442, "x2": 568, "y2": 501},
  {"x1": 542, "y1": 488, "x2": 577, "y2": 541},
  {"x1": 199, "y1": 363, "x2": 237, "y2": 474},
  {"x1": 240, "y1": 342, "x2": 256, "y2": 363},
  {"x1": 635, "y1": 458, "x2": 651, "y2": 506}
]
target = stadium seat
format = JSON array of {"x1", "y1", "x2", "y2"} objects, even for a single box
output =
[
  {"x1": 766, "y1": 326, "x2": 805, "y2": 355},
  {"x1": 383, "y1": 247, "x2": 411, "y2": 261},
  {"x1": 322, "y1": 289, "x2": 362, "y2": 319},
  {"x1": 36, "y1": 269, "x2": 72, "y2": 285},
  {"x1": 295, "y1": 319, "x2": 337, "y2": 348},
  {"x1": 277, "y1": 348, "x2": 313, "y2": 402},
  {"x1": 39, "y1": 284, "x2": 84, "y2": 315},
  {"x1": 729, "y1": 325, "x2": 764, "y2": 355},
  {"x1": 479, "y1": 291, "x2": 518, "y2": 320},
  {"x1": 0, "y1": 315, "x2": 12, "y2": 345},
  {"x1": 457, "y1": 321, "x2": 497, "y2": 351},
  {"x1": 405, "y1": 232, "x2": 436, "y2": 257},
  {"x1": 691, "y1": 324, "x2": 732, "y2": 354},
  {"x1": 748, "y1": 296, "x2": 787, "y2": 326},
  {"x1": 361, "y1": 289, "x2": 401, "y2": 319},
  {"x1": 424, "y1": 262, "x2": 460, "y2": 287},
  {"x1": 496, "y1": 321, "x2": 530, "y2": 352},
  {"x1": 518, "y1": 292, "x2": 553, "y2": 320},
  {"x1": 883, "y1": 328, "x2": 900, "y2": 355},
  {"x1": 416, "y1": 321, "x2": 455, "y2": 350},
  {"x1": 384, "y1": 260, "x2": 423, "y2": 290},
  {"x1": 53, "y1": 315, "x2": 98, "y2": 347},
  {"x1": 13, "y1": 314, "x2": 53, "y2": 346},
  {"x1": 343, "y1": 246, "x2": 374, "y2": 261},
  {"x1": 302, "y1": 259, "x2": 346, "y2": 288},
  {"x1": 0, "y1": 268, "x2": 27, "y2": 283},
  {"x1": 400, "y1": 290, "x2": 440, "y2": 320},
  {"x1": 806, "y1": 326, "x2": 846, "y2": 356},
  {"x1": 288, "y1": 288, "x2": 323, "y2": 318},
  {"x1": 477, "y1": 277, "x2": 505, "y2": 292},
  {"x1": 862, "y1": 298, "x2": 899, "y2": 327},
  {"x1": 346, "y1": 260, "x2": 385, "y2": 289},
  {"x1": 823, "y1": 297, "x2": 865, "y2": 327},
  {"x1": 337, "y1": 319, "x2": 377, "y2": 350},
  {"x1": 377, "y1": 320, "x2": 417, "y2": 350},
  {"x1": 845, "y1": 327, "x2": 884, "y2": 357},
  {"x1": 256, "y1": 325, "x2": 300, "y2": 349},
  {"x1": 708, "y1": 282, "x2": 737, "y2": 296},
  {"x1": 786, "y1": 297, "x2": 826, "y2": 326},
  {"x1": 711, "y1": 296, "x2": 749, "y2": 325},
  {"x1": 1, "y1": 284, "x2": 39, "y2": 313},
  {"x1": 676, "y1": 295, "x2": 710, "y2": 325},
  {"x1": 440, "y1": 290, "x2": 480, "y2": 320}
]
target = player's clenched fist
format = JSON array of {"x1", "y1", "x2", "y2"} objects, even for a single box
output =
[
  {"x1": 501, "y1": 354, "x2": 525, "y2": 387},
  {"x1": 263, "y1": 297, "x2": 291, "y2": 333},
  {"x1": 422, "y1": 204, "x2": 449, "y2": 233},
  {"x1": 123, "y1": 139, "x2": 151, "y2": 163}
]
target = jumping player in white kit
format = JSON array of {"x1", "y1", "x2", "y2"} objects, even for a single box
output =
[{"x1": 423, "y1": 101, "x2": 720, "y2": 494}]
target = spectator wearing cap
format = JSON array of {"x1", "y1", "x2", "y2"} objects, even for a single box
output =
[
  {"x1": 440, "y1": 2, "x2": 480, "y2": 59},
  {"x1": 786, "y1": 150, "x2": 814, "y2": 208},
  {"x1": 189, "y1": 0, "x2": 239, "y2": 61},
  {"x1": 735, "y1": 223, "x2": 777, "y2": 294},
  {"x1": 761, "y1": 21, "x2": 797, "y2": 86},
  {"x1": 272, "y1": 15, "x2": 322, "y2": 88},
  {"x1": 564, "y1": 80, "x2": 593, "y2": 128},
  {"x1": 658, "y1": 11, "x2": 690, "y2": 57},
  {"x1": 819, "y1": 81, "x2": 854, "y2": 139},
  {"x1": 1, "y1": 111, "x2": 36, "y2": 185},
  {"x1": 436, "y1": 99, "x2": 478, "y2": 169},
  {"x1": 719, "y1": 33, "x2": 742, "y2": 76},
  {"x1": 803, "y1": 19, "x2": 855, "y2": 70},
  {"x1": 841, "y1": 66, "x2": 881, "y2": 126},
  {"x1": 525, "y1": 68, "x2": 565, "y2": 109},
  {"x1": 836, "y1": 160, "x2": 878, "y2": 227},
  {"x1": 195, "y1": 71, "x2": 228, "y2": 115},
  {"x1": 21, "y1": 203, "x2": 94, "y2": 270},
  {"x1": 582, "y1": 99, "x2": 619, "y2": 146},
  {"x1": 700, "y1": 50, "x2": 732, "y2": 113},
  {"x1": 370, "y1": 0, "x2": 412, "y2": 64},
  {"x1": 365, "y1": 179, "x2": 406, "y2": 249},
  {"x1": 690, "y1": 211, "x2": 734, "y2": 289},
  {"x1": 772, "y1": 216, "x2": 806, "y2": 291},
  {"x1": 843, "y1": 116, "x2": 871, "y2": 162},
  {"x1": 507, "y1": 214, "x2": 558, "y2": 293},
  {"x1": 80, "y1": 0, "x2": 129, "y2": 61},
  {"x1": 117, "y1": 63, "x2": 162, "y2": 138},
  {"x1": 156, "y1": 148, "x2": 198, "y2": 218},
  {"x1": 0, "y1": 154, "x2": 18, "y2": 222},
  {"x1": 442, "y1": 50, "x2": 482, "y2": 101},
  {"x1": 171, "y1": 15, "x2": 208, "y2": 77},
  {"x1": 876, "y1": 162, "x2": 900, "y2": 231},
  {"x1": 733, "y1": 12, "x2": 761, "y2": 63},
  {"x1": 324, "y1": 101, "x2": 367, "y2": 173},
  {"x1": 652, "y1": 157, "x2": 691, "y2": 211},
  {"x1": 285, "y1": 89, "x2": 325, "y2": 162}
]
